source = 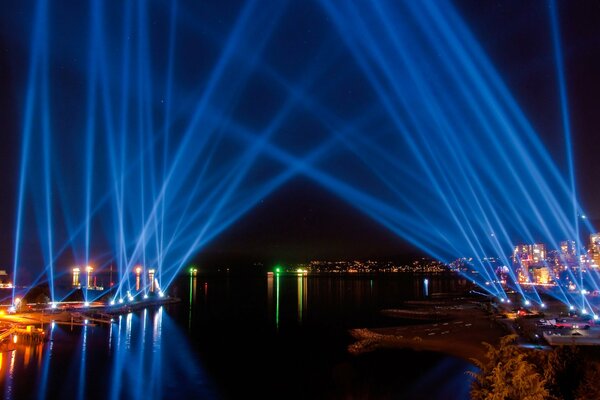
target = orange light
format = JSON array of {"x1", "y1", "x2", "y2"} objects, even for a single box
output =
[{"x1": 135, "y1": 266, "x2": 142, "y2": 275}]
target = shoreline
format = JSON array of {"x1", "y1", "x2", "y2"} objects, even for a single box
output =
[{"x1": 349, "y1": 299, "x2": 508, "y2": 363}]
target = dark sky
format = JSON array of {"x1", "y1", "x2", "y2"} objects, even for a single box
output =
[
  {"x1": 454, "y1": 0, "x2": 600, "y2": 203},
  {"x1": 1, "y1": 1, "x2": 600, "y2": 267}
]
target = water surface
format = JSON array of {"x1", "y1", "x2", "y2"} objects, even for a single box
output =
[{"x1": 0, "y1": 274, "x2": 476, "y2": 399}]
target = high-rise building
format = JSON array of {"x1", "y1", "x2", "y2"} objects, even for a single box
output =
[
  {"x1": 560, "y1": 240, "x2": 576, "y2": 257},
  {"x1": 590, "y1": 233, "x2": 600, "y2": 252},
  {"x1": 513, "y1": 244, "x2": 546, "y2": 265},
  {"x1": 532, "y1": 266, "x2": 550, "y2": 285},
  {"x1": 531, "y1": 244, "x2": 546, "y2": 263},
  {"x1": 589, "y1": 234, "x2": 600, "y2": 267},
  {"x1": 513, "y1": 243, "x2": 547, "y2": 283}
]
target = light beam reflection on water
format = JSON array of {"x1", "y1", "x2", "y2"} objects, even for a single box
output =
[{"x1": 0, "y1": 307, "x2": 215, "y2": 399}]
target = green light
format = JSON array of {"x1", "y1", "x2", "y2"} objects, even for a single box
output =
[
  {"x1": 276, "y1": 274, "x2": 280, "y2": 330},
  {"x1": 275, "y1": 266, "x2": 281, "y2": 273}
]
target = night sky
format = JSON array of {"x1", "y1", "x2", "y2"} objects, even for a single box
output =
[{"x1": 1, "y1": 1, "x2": 600, "y2": 268}]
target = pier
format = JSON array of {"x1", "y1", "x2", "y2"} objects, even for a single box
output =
[{"x1": 0, "y1": 296, "x2": 181, "y2": 349}]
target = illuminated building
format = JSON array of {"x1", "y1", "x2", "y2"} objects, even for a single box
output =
[
  {"x1": 513, "y1": 245, "x2": 530, "y2": 267},
  {"x1": 590, "y1": 233, "x2": 600, "y2": 252},
  {"x1": 86, "y1": 266, "x2": 93, "y2": 288},
  {"x1": 560, "y1": 240, "x2": 576, "y2": 257},
  {"x1": 589, "y1": 234, "x2": 600, "y2": 267},
  {"x1": 513, "y1": 244, "x2": 546, "y2": 283},
  {"x1": 148, "y1": 269, "x2": 156, "y2": 293},
  {"x1": 0, "y1": 270, "x2": 12, "y2": 288},
  {"x1": 72, "y1": 267, "x2": 81, "y2": 288},
  {"x1": 531, "y1": 244, "x2": 546, "y2": 263},
  {"x1": 531, "y1": 266, "x2": 550, "y2": 285},
  {"x1": 513, "y1": 244, "x2": 546, "y2": 264}
]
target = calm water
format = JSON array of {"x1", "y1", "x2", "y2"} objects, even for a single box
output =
[{"x1": 0, "y1": 274, "x2": 476, "y2": 399}]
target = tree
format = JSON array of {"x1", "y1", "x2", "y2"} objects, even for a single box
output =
[
  {"x1": 487, "y1": 354, "x2": 548, "y2": 399},
  {"x1": 469, "y1": 335, "x2": 548, "y2": 400},
  {"x1": 537, "y1": 345, "x2": 581, "y2": 400},
  {"x1": 575, "y1": 361, "x2": 600, "y2": 400},
  {"x1": 470, "y1": 335, "x2": 600, "y2": 400}
]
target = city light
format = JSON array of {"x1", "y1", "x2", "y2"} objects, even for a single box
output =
[{"x1": 84, "y1": 302, "x2": 90, "y2": 307}]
